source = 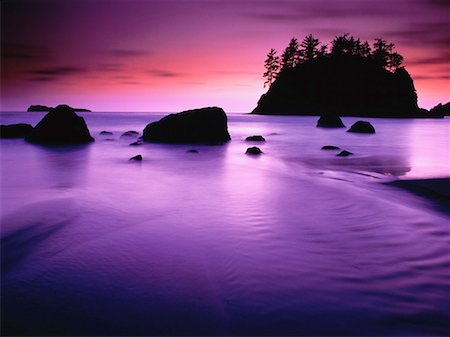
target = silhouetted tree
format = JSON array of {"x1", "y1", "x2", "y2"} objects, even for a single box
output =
[
  {"x1": 263, "y1": 48, "x2": 280, "y2": 87},
  {"x1": 281, "y1": 37, "x2": 299, "y2": 71},
  {"x1": 372, "y1": 38, "x2": 403, "y2": 71},
  {"x1": 299, "y1": 34, "x2": 321, "y2": 62}
]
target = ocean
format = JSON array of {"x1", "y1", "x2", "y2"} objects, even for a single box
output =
[{"x1": 1, "y1": 111, "x2": 449, "y2": 336}]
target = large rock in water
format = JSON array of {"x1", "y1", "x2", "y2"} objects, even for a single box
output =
[
  {"x1": 1, "y1": 124, "x2": 33, "y2": 138},
  {"x1": 252, "y1": 55, "x2": 435, "y2": 118},
  {"x1": 25, "y1": 105, "x2": 94, "y2": 144},
  {"x1": 143, "y1": 107, "x2": 231, "y2": 144},
  {"x1": 317, "y1": 115, "x2": 345, "y2": 128}
]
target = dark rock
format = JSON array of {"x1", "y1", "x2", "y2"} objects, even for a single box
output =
[
  {"x1": 187, "y1": 149, "x2": 199, "y2": 153},
  {"x1": 252, "y1": 55, "x2": 431, "y2": 118},
  {"x1": 317, "y1": 115, "x2": 345, "y2": 128},
  {"x1": 429, "y1": 102, "x2": 450, "y2": 117},
  {"x1": 321, "y1": 145, "x2": 340, "y2": 150},
  {"x1": 246, "y1": 147, "x2": 263, "y2": 155},
  {"x1": 130, "y1": 154, "x2": 142, "y2": 161},
  {"x1": 246, "y1": 135, "x2": 266, "y2": 141},
  {"x1": 27, "y1": 105, "x2": 51, "y2": 112},
  {"x1": 347, "y1": 121, "x2": 376, "y2": 133},
  {"x1": 130, "y1": 141, "x2": 142, "y2": 146},
  {"x1": 27, "y1": 105, "x2": 91, "y2": 112},
  {"x1": 336, "y1": 150, "x2": 353, "y2": 157},
  {"x1": 1, "y1": 124, "x2": 33, "y2": 138},
  {"x1": 143, "y1": 107, "x2": 231, "y2": 144},
  {"x1": 100, "y1": 131, "x2": 113, "y2": 135},
  {"x1": 121, "y1": 131, "x2": 139, "y2": 137},
  {"x1": 25, "y1": 105, "x2": 94, "y2": 145}
]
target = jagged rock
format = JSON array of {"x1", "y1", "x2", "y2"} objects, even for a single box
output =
[
  {"x1": 317, "y1": 115, "x2": 345, "y2": 128},
  {"x1": 25, "y1": 105, "x2": 94, "y2": 144},
  {"x1": 246, "y1": 147, "x2": 263, "y2": 155},
  {"x1": 347, "y1": 121, "x2": 376, "y2": 133},
  {"x1": 321, "y1": 145, "x2": 340, "y2": 150},
  {"x1": 0, "y1": 124, "x2": 33, "y2": 138},
  {"x1": 27, "y1": 105, "x2": 51, "y2": 112},
  {"x1": 245, "y1": 135, "x2": 266, "y2": 141},
  {"x1": 143, "y1": 107, "x2": 231, "y2": 144},
  {"x1": 336, "y1": 150, "x2": 353, "y2": 157},
  {"x1": 130, "y1": 154, "x2": 142, "y2": 161},
  {"x1": 429, "y1": 102, "x2": 450, "y2": 117}
]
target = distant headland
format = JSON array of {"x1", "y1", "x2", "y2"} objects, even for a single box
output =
[
  {"x1": 253, "y1": 34, "x2": 444, "y2": 118},
  {"x1": 27, "y1": 105, "x2": 91, "y2": 112}
]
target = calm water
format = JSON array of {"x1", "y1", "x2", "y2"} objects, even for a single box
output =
[{"x1": 1, "y1": 112, "x2": 449, "y2": 336}]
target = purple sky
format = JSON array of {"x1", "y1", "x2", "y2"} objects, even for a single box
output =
[{"x1": 1, "y1": 0, "x2": 448, "y2": 112}]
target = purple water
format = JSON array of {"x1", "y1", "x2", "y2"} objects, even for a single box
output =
[{"x1": 1, "y1": 112, "x2": 449, "y2": 336}]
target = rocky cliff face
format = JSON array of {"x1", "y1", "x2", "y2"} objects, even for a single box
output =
[{"x1": 253, "y1": 55, "x2": 436, "y2": 118}]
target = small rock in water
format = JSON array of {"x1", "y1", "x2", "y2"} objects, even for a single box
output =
[
  {"x1": 100, "y1": 131, "x2": 113, "y2": 135},
  {"x1": 121, "y1": 131, "x2": 139, "y2": 137},
  {"x1": 321, "y1": 145, "x2": 340, "y2": 150},
  {"x1": 130, "y1": 154, "x2": 143, "y2": 161},
  {"x1": 187, "y1": 149, "x2": 199, "y2": 153},
  {"x1": 130, "y1": 141, "x2": 143, "y2": 146},
  {"x1": 245, "y1": 135, "x2": 266, "y2": 142},
  {"x1": 347, "y1": 121, "x2": 375, "y2": 133},
  {"x1": 246, "y1": 147, "x2": 263, "y2": 155},
  {"x1": 336, "y1": 150, "x2": 353, "y2": 157}
]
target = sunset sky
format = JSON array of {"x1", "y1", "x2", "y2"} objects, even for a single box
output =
[{"x1": 1, "y1": 0, "x2": 448, "y2": 112}]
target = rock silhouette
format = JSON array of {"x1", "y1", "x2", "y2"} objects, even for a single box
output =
[
  {"x1": 336, "y1": 150, "x2": 353, "y2": 157},
  {"x1": 253, "y1": 54, "x2": 435, "y2": 118},
  {"x1": 121, "y1": 131, "x2": 139, "y2": 137},
  {"x1": 25, "y1": 105, "x2": 94, "y2": 145},
  {"x1": 100, "y1": 131, "x2": 113, "y2": 135},
  {"x1": 130, "y1": 154, "x2": 142, "y2": 161},
  {"x1": 27, "y1": 105, "x2": 91, "y2": 112},
  {"x1": 1, "y1": 124, "x2": 33, "y2": 138},
  {"x1": 143, "y1": 107, "x2": 231, "y2": 144},
  {"x1": 317, "y1": 115, "x2": 345, "y2": 128},
  {"x1": 321, "y1": 145, "x2": 340, "y2": 150},
  {"x1": 429, "y1": 102, "x2": 450, "y2": 117},
  {"x1": 347, "y1": 121, "x2": 376, "y2": 133},
  {"x1": 246, "y1": 147, "x2": 263, "y2": 155},
  {"x1": 246, "y1": 135, "x2": 266, "y2": 141}
]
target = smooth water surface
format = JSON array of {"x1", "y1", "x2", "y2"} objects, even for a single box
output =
[{"x1": 1, "y1": 112, "x2": 449, "y2": 336}]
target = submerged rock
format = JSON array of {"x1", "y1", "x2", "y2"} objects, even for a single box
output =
[
  {"x1": 0, "y1": 123, "x2": 33, "y2": 138},
  {"x1": 25, "y1": 105, "x2": 94, "y2": 145},
  {"x1": 347, "y1": 121, "x2": 376, "y2": 133},
  {"x1": 187, "y1": 149, "x2": 199, "y2": 153},
  {"x1": 336, "y1": 150, "x2": 353, "y2": 157},
  {"x1": 130, "y1": 154, "x2": 142, "y2": 161},
  {"x1": 100, "y1": 131, "x2": 113, "y2": 135},
  {"x1": 321, "y1": 145, "x2": 340, "y2": 150},
  {"x1": 121, "y1": 131, "x2": 139, "y2": 137},
  {"x1": 143, "y1": 107, "x2": 231, "y2": 144},
  {"x1": 246, "y1": 146, "x2": 263, "y2": 155},
  {"x1": 130, "y1": 141, "x2": 143, "y2": 146},
  {"x1": 317, "y1": 115, "x2": 346, "y2": 128},
  {"x1": 245, "y1": 135, "x2": 266, "y2": 142}
]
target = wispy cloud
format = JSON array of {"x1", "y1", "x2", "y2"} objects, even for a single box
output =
[
  {"x1": 1, "y1": 43, "x2": 50, "y2": 60},
  {"x1": 29, "y1": 66, "x2": 86, "y2": 76},
  {"x1": 148, "y1": 69, "x2": 181, "y2": 77}
]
